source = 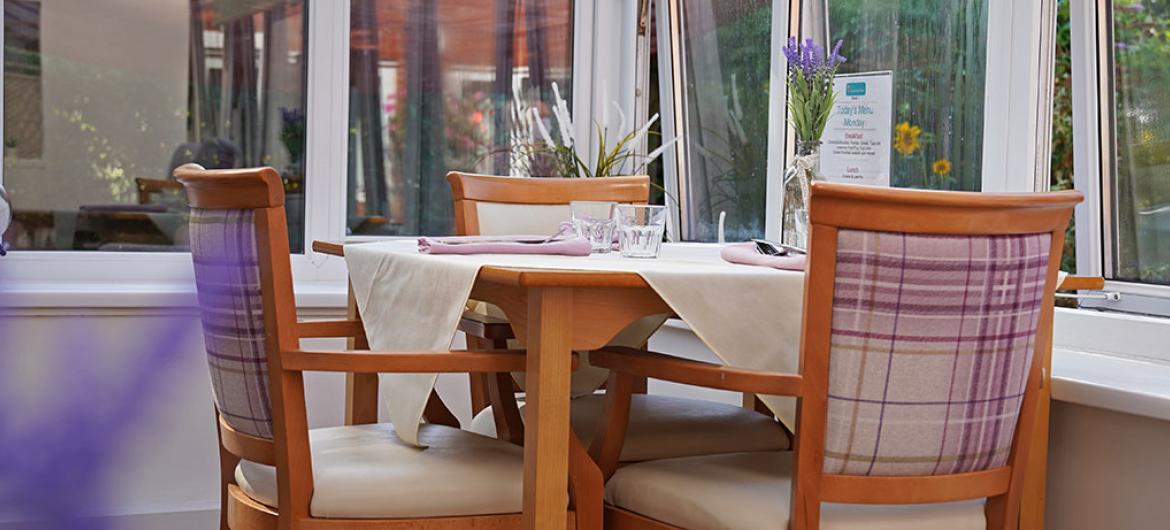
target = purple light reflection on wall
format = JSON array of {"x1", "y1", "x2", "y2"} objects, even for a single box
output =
[{"x1": 0, "y1": 268, "x2": 200, "y2": 528}]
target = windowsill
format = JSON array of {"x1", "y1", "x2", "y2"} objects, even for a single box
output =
[
  {"x1": 0, "y1": 280, "x2": 349, "y2": 310},
  {"x1": 666, "y1": 312, "x2": 1170, "y2": 422},
  {"x1": 6, "y1": 283, "x2": 1170, "y2": 422},
  {"x1": 1051, "y1": 348, "x2": 1170, "y2": 422}
]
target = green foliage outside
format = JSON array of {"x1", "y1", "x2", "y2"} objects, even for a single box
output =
[
  {"x1": 687, "y1": 2, "x2": 774, "y2": 241},
  {"x1": 1110, "y1": 0, "x2": 1170, "y2": 284},
  {"x1": 1052, "y1": 0, "x2": 1077, "y2": 274},
  {"x1": 830, "y1": 0, "x2": 988, "y2": 192}
]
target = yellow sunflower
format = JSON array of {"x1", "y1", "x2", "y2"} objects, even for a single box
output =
[
  {"x1": 894, "y1": 122, "x2": 922, "y2": 156},
  {"x1": 932, "y1": 158, "x2": 952, "y2": 176}
]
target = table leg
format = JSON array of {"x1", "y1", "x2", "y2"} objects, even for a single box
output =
[
  {"x1": 1021, "y1": 355, "x2": 1053, "y2": 528},
  {"x1": 523, "y1": 287, "x2": 574, "y2": 530},
  {"x1": 344, "y1": 282, "x2": 379, "y2": 425}
]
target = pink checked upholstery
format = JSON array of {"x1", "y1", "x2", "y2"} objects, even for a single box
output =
[
  {"x1": 824, "y1": 230, "x2": 1052, "y2": 476},
  {"x1": 189, "y1": 208, "x2": 273, "y2": 439}
]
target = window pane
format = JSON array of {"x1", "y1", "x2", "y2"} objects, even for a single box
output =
[
  {"x1": 2, "y1": 0, "x2": 307, "y2": 252},
  {"x1": 676, "y1": 0, "x2": 773, "y2": 242},
  {"x1": 347, "y1": 0, "x2": 574, "y2": 237},
  {"x1": 829, "y1": 0, "x2": 988, "y2": 191},
  {"x1": 1111, "y1": 0, "x2": 1170, "y2": 286}
]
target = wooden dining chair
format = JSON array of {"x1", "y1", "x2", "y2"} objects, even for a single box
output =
[
  {"x1": 446, "y1": 171, "x2": 792, "y2": 462},
  {"x1": 588, "y1": 182, "x2": 1082, "y2": 529},
  {"x1": 175, "y1": 164, "x2": 599, "y2": 530}
]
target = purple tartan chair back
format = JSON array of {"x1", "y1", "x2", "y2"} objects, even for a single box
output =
[
  {"x1": 189, "y1": 208, "x2": 274, "y2": 439},
  {"x1": 823, "y1": 229, "x2": 1051, "y2": 477}
]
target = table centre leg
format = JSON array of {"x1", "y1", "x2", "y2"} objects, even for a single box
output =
[
  {"x1": 344, "y1": 283, "x2": 379, "y2": 425},
  {"x1": 523, "y1": 286, "x2": 574, "y2": 530}
]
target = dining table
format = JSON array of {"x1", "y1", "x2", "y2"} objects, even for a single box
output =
[{"x1": 313, "y1": 238, "x2": 1061, "y2": 530}]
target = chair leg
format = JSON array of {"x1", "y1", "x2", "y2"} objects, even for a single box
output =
[
  {"x1": 466, "y1": 336, "x2": 493, "y2": 416},
  {"x1": 219, "y1": 444, "x2": 240, "y2": 530},
  {"x1": 215, "y1": 414, "x2": 241, "y2": 530},
  {"x1": 569, "y1": 432, "x2": 604, "y2": 530},
  {"x1": 984, "y1": 493, "x2": 1017, "y2": 530},
  {"x1": 489, "y1": 371, "x2": 525, "y2": 445},
  {"x1": 467, "y1": 336, "x2": 512, "y2": 417},
  {"x1": 424, "y1": 390, "x2": 461, "y2": 428},
  {"x1": 588, "y1": 371, "x2": 636, "y2": 480}
]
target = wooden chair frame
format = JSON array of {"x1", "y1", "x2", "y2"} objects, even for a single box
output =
[
  {"x1": 177, "y1": 165, "x2": 596, "y2": 530},
  {"x1": 589, "y1": 182, "x2": 1082, "y2": 530},
  {"x1": 445, "y1": 172, "x2": 654, "y2": 431}
]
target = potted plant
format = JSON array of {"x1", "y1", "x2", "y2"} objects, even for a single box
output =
[
  {"x1": 781, "y1": 38, "x2": 846, "y2": 249},
  {"x1": 4, "y1": 138, "x2": 18, "y2": 160},
  {"x1": 508, "y1": 83, "x2": 677, "y2": 179}
]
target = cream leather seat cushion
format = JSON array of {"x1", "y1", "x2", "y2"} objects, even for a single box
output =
[
  {"x1": 606, "y1": 451, "x2": 986, "y2": 530},
  {"x1": 235, "y1": 423, "x2": 523, "y2": 519},
  {"x1": 469, "y1": 394, "x2": 790, "y2": 462}
]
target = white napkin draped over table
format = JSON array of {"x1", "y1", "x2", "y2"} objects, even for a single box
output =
[{"x1": 344, "y1": 240, "x2": 806, "y2": 446}]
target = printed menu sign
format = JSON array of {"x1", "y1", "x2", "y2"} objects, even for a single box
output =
[{"x1": 820, "y1": 71, "x2": 893, "y2": 187}]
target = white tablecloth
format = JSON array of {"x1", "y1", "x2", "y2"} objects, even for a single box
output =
[{"x1": 345, "y1": 240, "x2": 805, "y2": 446}]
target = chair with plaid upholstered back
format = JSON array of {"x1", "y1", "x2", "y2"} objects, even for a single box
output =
[
  {"x1": 447, "y1": 171, "x2": 794, "y2": 468},
  {"x1": 591, "y1": 181, "x2": 1081, "y2": 530},
  {"x1": 177, "y1": 165, "x2": 589, "y2": 530}
]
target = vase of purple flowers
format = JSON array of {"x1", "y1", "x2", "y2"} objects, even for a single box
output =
[{"x1": 781, "y1": 38, "x2": 845, "y2": 250}]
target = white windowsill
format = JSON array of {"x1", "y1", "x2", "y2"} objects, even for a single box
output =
[
  {"x1": 1051, "y1": 348, "x2": 1170, "y2": 422},
  {"x1": 666, "y1": 312, "x2": 1170, "y2": 423},
  {"x1": 5, "y1": 284, "x2": 1168, "y2": 422},
  {"x1": 0, "y1": 280, "x2": 348, "y2": 310}
]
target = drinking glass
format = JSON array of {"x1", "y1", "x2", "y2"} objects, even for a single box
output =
[
  {"x1": 570, "y1": 201, "x2": 617, "y2": 254},
  {"x1": 616, "y1": 204, "x2": 667, "y2": 258}
]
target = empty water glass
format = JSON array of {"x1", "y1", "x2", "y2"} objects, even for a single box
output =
[
  {"x1": 571, "y1": 201, "x2": 617, "y2": 253},
  {"x1": 616, "y1": 204, "x2": 667, "y2": 258}
]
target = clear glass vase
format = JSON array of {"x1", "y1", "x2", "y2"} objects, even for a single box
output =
[{"x1": 781, "y1": 140, "x2": 821, "y2": 250}]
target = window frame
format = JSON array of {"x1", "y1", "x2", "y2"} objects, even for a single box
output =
[
  {"x1": 1070, "y1": 0, "x2": 1170, "y2": 318},
  {"x1": 0, "y1": 0, "x2": 619, "y2": 304},
  {"x1": 651, "y1": 0, "x2": 1058, "y2": 242}
]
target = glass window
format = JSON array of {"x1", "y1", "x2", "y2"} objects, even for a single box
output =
[
  {"x1": 347, "y1": 0, "x2": 575, "y2": 237},
  {"x1": 1110, "y1": 0, "x2": 1170, "y2": 286},
  {"x1": 1, "y1": 0, "x2": 307, "y2": 252},
  {"x1": 828, "y1": 0, "x2": 989, "y2": 191},
  {"x1": 672, "y1": 0, "x2": 774, "y2": 242}
]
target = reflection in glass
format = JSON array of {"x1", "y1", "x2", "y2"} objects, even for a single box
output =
[
  {"x1": 677, "y1": 0, "x2": 773, "y2": 242},
  {"x1": 1111, "y1": 0, "x2": 1170, "y2": 285},
  {"x1": 347, "y1": 0, "x2": 574, "y2": 237},
  {"x1": 829, "y1": 0, "x2": 988, "y2": 191},
  {"x1": 1, "y1": 0, "x2": 307, "y2": 252}
]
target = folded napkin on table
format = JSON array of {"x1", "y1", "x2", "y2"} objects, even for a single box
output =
[
  {"x1": 418, "y1": 234, "x2": 592, "y2": 256},
  {"x1": 720, "y1": 242, "x2": 806, "y2": 271}
]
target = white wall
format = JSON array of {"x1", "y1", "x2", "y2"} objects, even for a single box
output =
[
  {"x1": 0, "y1": 303, "x2": 473, "y2": 528},
  {"x1": 2, "y1": 307, "x2": 1167, "y2": 529},
  {"x1": 1046, "y1": 402, "x2": 1170, "y2": 530}
]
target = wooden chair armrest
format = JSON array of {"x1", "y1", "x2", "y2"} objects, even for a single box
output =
[
  {"x1": 591, "y1": 346, "x2": 803, "y2": 397},
  {"x1": 312, "y1": 240, "x2": 345, "y2": 257},
  {"x1": 458, "y1": 310, "x2": 516, "y2": 341},
  {"x1": 297, "y1": 319, "x2": 364, "y2": 339},
  {"x1": 1058, "y1": 275, "x2": 1105, "y2": 291},
  {"x1": 283, "y1": 350, "x2": 578, "y2": 373}
]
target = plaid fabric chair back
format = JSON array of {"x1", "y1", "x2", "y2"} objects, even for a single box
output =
[
  {"x1": 823, "y1": 229, "x2": 1051, "y2": 476},
  {"x1": 189, "y1": 207, "x2": 273, "y2": 439}
]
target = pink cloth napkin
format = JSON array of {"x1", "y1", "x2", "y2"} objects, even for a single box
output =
[
  {"x1": 720, "y1": 242, "x2": 806, "y2": 271},
  {"x1": 418, "y1": 235, "x2": 592, "y2": 256}
]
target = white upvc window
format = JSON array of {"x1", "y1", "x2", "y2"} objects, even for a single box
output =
[
  {"x1": 0, "y1": 0, "x2": 629, "y2": 304},
  {"x1": 649, "y1": 0, "x2": 1056, "y2": 243},
  {"x1": 1070, "y1": 0, "x2": 1170, "y2": 319}
]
